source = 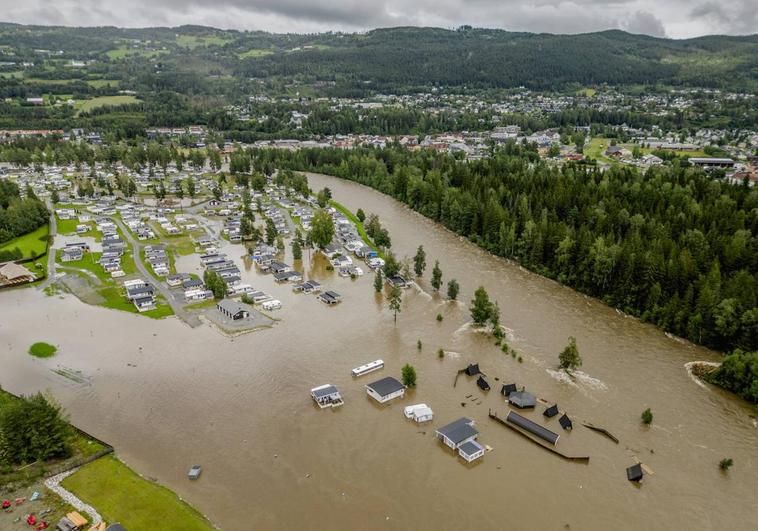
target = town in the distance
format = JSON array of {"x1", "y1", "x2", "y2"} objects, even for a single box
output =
[{"x1": 0, "y1": 22, "x2": 756, "y2": 531}]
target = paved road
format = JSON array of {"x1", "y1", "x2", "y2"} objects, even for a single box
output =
[
  {"x1": 38, "y1": 200, "x2": 58, "y2": 290},
  {"x1": 114, "y1": 218, "x2": 201, "y2": 328}
]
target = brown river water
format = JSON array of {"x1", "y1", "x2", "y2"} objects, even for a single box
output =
[{"x1": 1, "y1": 172, "x2": 756, "y2": 530}]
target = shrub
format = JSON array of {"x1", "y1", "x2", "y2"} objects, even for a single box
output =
[
  {"x1": 641, "y1": 408, "x2": 653, "y2": 425},
  {"x1": 436, "y1": 313, "x2": 443, "y2": 322},
  {"x1": 719, "y1": 458, "x2": 733, "y2": 471}
]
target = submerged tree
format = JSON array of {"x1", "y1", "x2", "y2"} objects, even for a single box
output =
[
  {"x1": 447, "y1": 279, "x2": 460, "y2": 300},
  {"x1": 401, "y1": 364, "x2": 417, "y2": 387},
  {"x1": 291, "y1": 239, "x2": 302, "y2": 260},
  {"x1": 641, "y1": 408, "x2": 653, "y2": 425},
  {"x1": 413, "y1": 245, "x2": 427, "y2": 277},
  {"x1": 431, "y1": 260, "x2": 442, "y2": 291},
  {"x1": 374, "y1": 269, "x2": 384, "y2": 293},
  {"x1": 310, "y1": 209, "x2": 335, "y2": 249},
  {"x1": 558, "y1": 336, "x2": 582, "y2": 371},
  {"x1": 389, "y1": 285, "x2": 402, "y2": 322},
  {"x1": 470, "y1": 286, "x2": 492, "y2": 326}
]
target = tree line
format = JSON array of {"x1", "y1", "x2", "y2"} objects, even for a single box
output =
[{"x1": 251, "y1": 143, "x2": 758, "y2": 361}]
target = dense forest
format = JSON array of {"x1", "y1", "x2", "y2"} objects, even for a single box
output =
[
  {"x1": 249, "y1": 144, "x2": 758, "y2": 359},
  {"x1": 0, "y1": 179, "x2": 49, "y2": 249}
]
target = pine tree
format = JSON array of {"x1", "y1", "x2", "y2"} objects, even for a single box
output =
[{"x1": 431, "y1": 260, "x2": 442, "y2": 291}]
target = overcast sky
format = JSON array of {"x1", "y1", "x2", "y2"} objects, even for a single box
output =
[{"x1": 3, "y1": 0, "x2": 757, "y2": 39}]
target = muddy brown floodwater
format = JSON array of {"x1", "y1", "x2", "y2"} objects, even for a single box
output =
[{"x1": 1, "y1": 172, "x2": 756, "y2": 531}]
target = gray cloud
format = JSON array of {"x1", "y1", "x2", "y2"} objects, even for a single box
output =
[
  {"x1": 623, "y1": 11, "x2": 667, "y2": 37},
  {"x1": 2, "y1": 0, "x2": 757, "y2": 38}
]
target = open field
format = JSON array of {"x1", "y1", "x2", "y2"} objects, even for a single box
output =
[
  {"x1": 86, "y1": 79, "x2": 120, "y2": 88},
  {"x1": 61, "y1": 455, "x2": 214, "y2": 531},
  {"x1": 79, "y1": 95, "x2": 140, "y2": 113},
  {"x1": 0, "y1": 225, "x2": 49, "y2": 258},
  {"x1": 238, "y1": 48, "x2": 275, "y2": 59},
  {"x1": 105, "y1": 47, "x2": 165, "y2": 59},
  {"x1": 176, "y1": 34, "x2": 233, "y2": 48}
]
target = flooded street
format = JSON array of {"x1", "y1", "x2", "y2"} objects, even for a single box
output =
[{"x1": 1, "y1": 172, "x2": 756, "y2": 530}]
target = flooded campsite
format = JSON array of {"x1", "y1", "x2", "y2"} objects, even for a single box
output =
[{"x1": 1, "y1": 172, "x2": 756, "y2": 531}]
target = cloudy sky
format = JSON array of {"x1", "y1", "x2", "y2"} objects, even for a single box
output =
[{"x1": 2, "y1": 0, "x2": 757, "y2": 39}]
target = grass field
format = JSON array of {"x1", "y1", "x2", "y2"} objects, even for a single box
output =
[
  {"x1": 577, "y1": 87, "x2": 597, "y2": 97},
  {"x1": 28, "y1": 341, "x2": 57, "y2": 358},
  {"x1": 0, "y1": 224, "x2": 49, "y2": 258},
  {"x1": 239, "y1": 48, "x2": 275, "y2": 59},
  {"x1": 79, "y1": 95, "x2": 140, "y2": 113},
  {"x1": 176, "y1": 34, "x2": 233, "y2": 48},
  {"x1": 105, "y1": 47, "x2": 165, "y2": 59},
  {"x1": 86, "y1": 79, "x2": 120, "y2": 88},
  {"x1": 328, "y1": 200, "x2": 383, "y2": 258},
  {"x1": 61, "y1": 455, "x2": 213, "y2": 531}
]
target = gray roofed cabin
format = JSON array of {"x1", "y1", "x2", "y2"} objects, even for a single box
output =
[
  {"x1": 508, "y1": 390, "x2": 536, "y2": 409},
  {"x1": 318, "y1": 290, "x2": 342, "y2": 305},
  {"x1": 311, "y1": 384, "x2": 344, "y2": 408},
  {"x1": 217, "y1": 300, "x2": 250, "y2": 320},
  {"x1": 365, "y1": 376, "x2": 405, "y2": 403},
  {"x1": 436, "y1": 418, "x2": 478, "y2": 447}
]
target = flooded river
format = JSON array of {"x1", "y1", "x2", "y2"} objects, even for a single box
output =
[{"x1": 1, "y1": 172, "x2": 756, "y2": 530}]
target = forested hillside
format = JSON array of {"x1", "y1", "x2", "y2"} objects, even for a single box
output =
[{"x1": 251, "y1": 144, "x2": 758, "y2": 355}]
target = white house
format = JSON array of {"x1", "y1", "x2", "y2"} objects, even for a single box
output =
[
  {"x1": 365, "y1": 376, "x2": 405, "y2": 404},
  {"x1": 435, "y1": 417, "x2": 484, "y2": 462},
  {"x1": 404, "y1": 403, "x2": 434, "y2": 423}
]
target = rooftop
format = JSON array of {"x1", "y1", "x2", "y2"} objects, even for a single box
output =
[{"x1": 366, "y1": 376, "x2": 405, "y2": 397}]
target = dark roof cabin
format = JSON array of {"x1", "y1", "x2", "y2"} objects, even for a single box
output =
[
  {"x1": 508, "y1": 390, "x2": 536, "y2": 409},
  {"x1": 476, "y1": 376, "x2": 490, "y2": 391},
  {"x1": 464, "y1": 363, "x2": 480, "y2": 376},
  {"x1": 544, "y1": 404, "x2": 559, "y2": 418},
  {"x1": 501, "y1": 383, "x2": 517, "y2": 397},
  {"x1": 559, "y1": 413, "x2": 573, "y2": 430},
  {"x1": 626, "y1": 463, "x2": 644, "y2": 482}
]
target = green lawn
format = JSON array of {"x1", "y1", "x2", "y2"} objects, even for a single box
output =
[
  {"x1": 0, "y1": 224, "x2": 49, "y2": 258},
  {"x1": 79, "y1": 95, "x2": 140, "y2": 113},
  {"x1": 176, "y1": 34, "x2": 233, "y2": 48},
  {"x1": 86, "y1": 79, "x2": 120, "y2": 88},
  {"x1": 328, "y1": 200, "x2": 383, "y2": 258},
  {"x1": 28, "y1": 342, "x2": 57, "y2": 358},
  {"x1": 61, "y1": 455, "x2": 213, "y2": 531},
  {"x1": 238, "y1": 49, "x2": 274, "y2": 59},
  {"x1": 106, "y1": 47, "x2": 165, "y2": 60}
]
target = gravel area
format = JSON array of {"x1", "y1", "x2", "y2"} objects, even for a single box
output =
[{"x1": 44, "y1": 468, "x2": 102, "y2": 525}]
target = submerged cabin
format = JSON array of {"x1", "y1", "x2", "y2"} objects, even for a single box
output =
[
  {"x1": 464, "y1": 363, "x2": 481, "y2": 376},
  {"x1": 626, "y1": 463, "x2": 644, "y2": 482},
  {"x1": 544, "y1": 404, "x2": 559, "y2": 418},
  {"x1": 404, "y1": 403, "x2": 434, "y2": 423},
  {"x1": 365, "y1": 376, "x2": 406, "y2": 404},
  {"x1": 311, "y1": 384, "x2": 344, "y2": 409},
  {"x1": 506, "y1": 411, "x2": 560, "y2": 445},
  {"x1": 457, "y1": 440, "x2": 486, "y2": 463},
  {"x1": 508, "y1": 390, "x2": 536, "y2": 409},
  {"x1": 476, "y1": 376, "x2": 490, "y2": 391},
  {"x1": 435, "y1": 417, "x2": 484, "y2": 462},
  {"x1": 501, "y1": 383, "x2": 517, "y2": 397},
  {"x1": 559, "y1": 413, "x2": 573, "y2": 430}
]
